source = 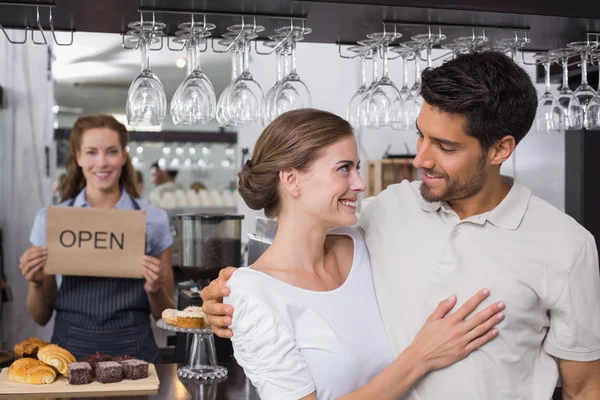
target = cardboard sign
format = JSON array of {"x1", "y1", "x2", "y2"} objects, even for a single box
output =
[{"x1": 45, "y1": 206, "x2": 146, "y2": 278}]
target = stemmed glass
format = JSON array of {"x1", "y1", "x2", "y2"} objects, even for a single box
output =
[
  {"x1": 125, "y1": 18, "x2": 167, "y2": 128},
  {"x1": 357, "y1": 39, "x2": 382, "y2": 129},
  {"x1": 584, "y1": 50, "x2": 600, "y2": 130},
  {"x1": 346, "y1": 45, "x2": 370, "y2": 129},
  {"x1": 361, "y1": 31, "x2": 403, "y2": 128},
  {"x1": 272, "y1": 25, "x2": 312, "y2": 118},
  {"x1": 261, "y1": 39, "x2": 289, "y2": 126},
  {"x1": 170, "y1": 18, "x2": 217, "y2": 126},
  {"x1": 401, "y1": 41, "x2": 426, "y2": 128},
  {"x1": 225, "y1": 23, "x2": 265, "y2": 126},
  {"x1": 549, "y1": 48, "x2": 576, "y2": 131},
  {"x1": 496, "y1": 33, "x2": 531, "y2": 62},
  {"x1": 409, "y1": 31, "x2": 447, "y2": 127},
  {"x1": 566, "y1": 41, "x2": 598, "y2": 130},
  {"x1": 534, "y1": 53, "x2": 558, "y2": 133},
  {"x1": 216, "y1": 39, "x2": 241, "y2": 127}
]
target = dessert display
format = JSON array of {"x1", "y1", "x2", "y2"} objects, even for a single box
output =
[
  {"x1": 1, "y1": 340, "x2": 158, "y2": 397},
  {"x1": 13, "y1": 337, "x2": 49, "y2": 359},
  {"x1": 7, "y1": 358, "x2": 57, "y2": 385},
  {"x1": 37, "y1": 344, "x2": 76, "y2": 377},
  {"x1": 121, "y1": 359, "x2": 149, "y2": 380},
  {"x1": 68, "y1": 362, "x2": 93, "y2": 385},
  {"x1": 160, "y1": 306, "x2": 209, "y2": 329},
  {"x1": 95, "y1": 361, "x2": 123, "y2": 384}
]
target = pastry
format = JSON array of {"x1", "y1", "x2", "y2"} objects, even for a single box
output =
[
  {"x1": 161, "y1": 308, "x2": 178, "y2": 325},
  {"x1": 95, "y1": 361, "x2": 122, "y2": 383},
  {"x1": 37, "y1": 344, "x2": 76, "y2": 377},
  {"x1": 68, "y1": 362, "x2": 92, "y2": 385},
  {"x1": 7, "y1": 358, "x2": 57, "y2": 384},
  {"x1": 121, "y1": 359, "x2": 149, "y2": 380},
  {"x1": 176, "y1": 307, "x2": 208, "y2": 329},
  {"x1": 81, "y1": 352, "x2": 111, "y2": 378},
  {"x1": 13, "y1": 337, "x2": 49, "y2": 359}
]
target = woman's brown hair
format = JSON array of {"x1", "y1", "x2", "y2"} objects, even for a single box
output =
[
  {"x1": 61, "y1": 115, "x2": 139, "y2": 201},
  {"x1": 238, "y1": 108, "x2": 354, "y2": 218}
]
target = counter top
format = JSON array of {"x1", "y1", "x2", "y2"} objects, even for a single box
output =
[{"x1": 3, "y1": 359, "x2": 260, "y2": 400}]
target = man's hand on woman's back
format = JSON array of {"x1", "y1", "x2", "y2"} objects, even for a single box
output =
[{"x1": 200, "y1": 267, "x2": 237, "y2": 338}]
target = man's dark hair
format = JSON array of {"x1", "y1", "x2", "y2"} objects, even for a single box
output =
[
  {"x1": 166, "y1": 170, "x2": 178, "y2": 179},
  {"x1": 150, "y1": 161, "x2": 160, "y2": 170},
  {"x1": 420, "y1": 51, "x2": 538, "y2": 150}
]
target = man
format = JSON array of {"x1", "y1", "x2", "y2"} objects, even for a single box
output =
[
  {"x1": 201, "y1": 52, "x2": 600, "y2": 399},
  {"x1": 148, "y1": 161, "x2": 185, "y2": 205}
]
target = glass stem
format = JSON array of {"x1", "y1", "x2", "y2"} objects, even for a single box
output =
[
  {"x1": 427, "y1": 45, "x2": 432, "y2": 68},
  {"x1": 193, "y1": 34, "x2": 202, "y2": 72},
  {"x1": 372, "y1": 49, "x2": 379, "y2": 83},
  {"x1": 402, "y1": 55, "x2": 409, "y2": 90},
  {"x1": 381, "y1": 45, "x2": 389, "y2": 79},
  {"x1": 141, "y1": 32, "x2": 151, "y2": 72},
  {"x1": 544, "y1": 62, "x2": 551, "y2": 94},
  {"x1": 360, "y1": 55, "x2": 366, "y2": 88},
  {"x1": 561, "y1": 57, "x2": 569, "y2": 91},
  {"x1": 290, "y1": 40, "x2": 298, "y2": 75},
  {"x1": 275, "y1": 47, "x2": 283, "y2": 83},
  {"x1": 581, "y1": 53, "x2": 589, "y2": 85},
  {"x1": 414, "y1": 55, "x2": 421, "y2": 85},
  {"x1": 230, "y1": 44, "x2": 238, "y2": 81},
  {"x1": 242, "y1": 40, "x2": 250, "y2": 74}
]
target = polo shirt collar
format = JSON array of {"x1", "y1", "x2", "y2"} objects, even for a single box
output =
[
  {"x1": 418, "y1": 177, "x2": 531, "y2": 230},
  {"x1": 73, "y1": 187, "x2": 134, "y2": 210}
]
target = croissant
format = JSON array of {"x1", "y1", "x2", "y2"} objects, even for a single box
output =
[
  {"x1": 7, "y1": 358, "x2": 57, "y2": 384},
  {"x1": 37, "y1": 344, "x2": 76, "y2": 377},
  {"x1": 13, "y1": 337, "x2": 49, "y2": 358}
]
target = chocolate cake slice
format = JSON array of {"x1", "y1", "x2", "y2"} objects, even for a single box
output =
[
  {"x1": 68, "y1": 362, "x2": 92, "y2": 385},
  {"x1": 121, "y1": 359, "x2": 149, "y2": 380},
  {"x1": 81, "y1": 352, "x2": 111, "y2": 378},
  {"x1": 95, "y1": 361, "x2": 122, "y2": 384}
]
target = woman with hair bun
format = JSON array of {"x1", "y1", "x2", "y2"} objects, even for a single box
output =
[
  {"x1": 18, "y1": 114, "x2": 174, "y2": 362},
  {"x1": 208, "y1": 108, "x2": 505, "y2": 399}
]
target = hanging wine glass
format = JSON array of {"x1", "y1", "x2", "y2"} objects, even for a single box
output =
[
  {"x1": 125, "y1": 15, "x2": 167, "y2": 128},
  {"x1": 170, "y1": 16, "x2": 217, "y2": 126},
  {"x1": 361, "y1": 31, "x2": 403, "y2": 128},
  {"x1": 225, "y1": 21, "x2": 265, "y2": 126},
  {"x1": 357, "y1": 38, "x2": 382, "y2": 130},
  {"x1": 549, "y1": 48, "x2": 576, "y2": 130},
  {"x1": 533, "y1": 53, "x2": 559, "y2": 133},
  {"x1": 346, "y1": 45, "x2": 371, "y2": 129},
  {"x1": 216, "y1": 39, "x2": 241, "y2": 127},
  {"x1": 583, "y1": 50, "x2": 600, "y2": 131},
  {"x1": 566, "y1": 41, "x2": 599, "y2": 130},
  {"x1": 401, "y1": 41, "x2": 425, "y2": 128},
  {"x1": 272, "y1": 23, "x2": 312, "y2": 118},
  {"x1": 261, "y1": 37, "x2": 289, "y2": 126},
  {"x1": 409, "y1": 31, "x2": 447, "y2": 128}
]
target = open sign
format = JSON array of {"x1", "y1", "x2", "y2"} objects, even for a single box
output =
[{"x1": 45, "y1": 206, "x2": 146, "y2": 278}]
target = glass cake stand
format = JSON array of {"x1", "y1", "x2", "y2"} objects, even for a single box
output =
[{"x1": 157, "y1": 319, "x2": 228, "y2": 380}]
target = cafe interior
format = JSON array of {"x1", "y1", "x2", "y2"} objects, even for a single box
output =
[{"x1": 0, "y1": 0, "x2": 599, "y2": 399}]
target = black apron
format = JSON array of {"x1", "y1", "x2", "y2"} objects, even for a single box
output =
[{"x1": 51, "y1": 198, "x2": 159, "y2": 363}]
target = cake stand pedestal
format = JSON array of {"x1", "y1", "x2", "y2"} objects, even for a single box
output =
[{"x1": 157, "y1": 319, "x2": 228, "y2": 381}]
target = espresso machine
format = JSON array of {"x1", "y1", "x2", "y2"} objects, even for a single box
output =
[{"x1": 174, "y1": 213, "x2": 244, "y2": 362}]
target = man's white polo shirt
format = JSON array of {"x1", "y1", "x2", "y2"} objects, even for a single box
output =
[{"x1": 358, "y1": 179, "x2": 600, "y2": 400}]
